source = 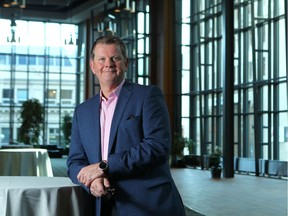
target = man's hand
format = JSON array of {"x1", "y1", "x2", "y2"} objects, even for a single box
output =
[
  {"x1": 90, "y1": 177, "x2": 111, "y2": 197},
  {"x1": 77, "y1": 163, "x2": 104, "y2": 187}
]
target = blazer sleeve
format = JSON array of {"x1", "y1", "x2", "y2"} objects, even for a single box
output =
[
  {"x1": 66, "y1": 106, "x2": 91, "y2": 189},
  {"x1": 67, "y1": 95, "x2": 101, "y2": 190},
  {"x1": 67, "y1": 109, "x2": 89, "y2": 179}
]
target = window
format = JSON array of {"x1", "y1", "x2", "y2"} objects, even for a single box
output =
[
  {"x1": 61, "y1": 90, "x2": 72, "y2": 99},
  {"x1": 2, "y1": 89, "x2": 13, "y2": 103},
  {"x1": 63, "y1": 57, "x2": 72, "y2": 66},
  {"x1": 136, "y1": 3, "x2": 150, "y2": 85},
  {"x1": 38, "y1": 56, "x2": 45, "y2": 65},
  {"x1": 3, "y1": 89, "x2": 13, "y2": 98},
  {"x1": 47, "y1": 89, "x2": 57, "y2": 104},
  {"x1": 17, "y1": 89, "x2": 27, "y2": 103},
  {"x1": 175, "y1": 0, "x2": 287, "y2": 163},
  {"x1": 61, "y1": 89, "x2": 73, "y2": 105},
  {"x1": 29, "y1": 55, "x2": 36, "y2": 65},
  {"x1": 55, "y1": 58, "x2": 61, "y2": 66},
  {"x1": 0, "y1": 54, "x2": 7, "y2": 64},
  {"x1": 0, "y1": 20, "x2": 82, "y2": 147},
  {"x1": 48, "y1": 89, "x2": 57, "y2": 99},
  {"x1": 18, "y1": 55, "x2": 27, "y2": 65}
]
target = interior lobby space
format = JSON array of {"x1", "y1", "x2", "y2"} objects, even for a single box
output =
[
  {"x1": 0, "y1": 0, "x2": 287, "y2": 216},
  {"x1": 49, "y1": 156, "x2": 288, "y2": 216}
]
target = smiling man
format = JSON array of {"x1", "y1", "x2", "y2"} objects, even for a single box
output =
[{"x1": 67, "y1": 35, "x2": 186, "y2": 216}]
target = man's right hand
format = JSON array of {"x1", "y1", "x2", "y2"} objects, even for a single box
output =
[{"x1": 89, "y1": 177, "x2": 111, "y2": 197}]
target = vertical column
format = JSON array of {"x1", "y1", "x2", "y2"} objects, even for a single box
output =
[
  {"x1": 150, "y1": 0, "x2": 176, "y2": 132},
  {"x1": 222, "y1": 0, "x2": 234, "y2": 178}
]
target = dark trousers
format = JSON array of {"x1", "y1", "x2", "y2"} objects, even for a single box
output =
[{"x1": 101, "y1": 198, "x2": 118, "y2": 216}]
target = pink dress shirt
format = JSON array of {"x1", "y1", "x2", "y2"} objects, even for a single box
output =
[{"x1": 100, "y1": 79, "x2": 125, "y2": 160}]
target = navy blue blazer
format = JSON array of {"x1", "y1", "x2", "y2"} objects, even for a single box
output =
[{"x1": 67, "y1": 80, "x2": 185, "y2": 216}]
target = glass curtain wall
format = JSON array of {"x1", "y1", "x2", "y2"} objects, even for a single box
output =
[
  {"x1": 0, "y1": 19, "x2": 83, "y2": 147},
  {"x1": 175, "y1": 0, "x2": 287, "y2": 161}
]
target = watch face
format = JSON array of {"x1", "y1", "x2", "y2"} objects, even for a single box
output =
[{"x1": 100, "y1": 161, "x2": 107, "y2": 170}]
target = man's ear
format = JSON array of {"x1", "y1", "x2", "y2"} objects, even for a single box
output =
[{"x1": 90, "y1": 60, "x2": 96, "y2": 75}]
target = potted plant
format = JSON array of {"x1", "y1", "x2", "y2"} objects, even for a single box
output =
[
  {"x1": 170, "y1": 132, "x2": 185, "y2": 167},
  {"x1": 19, "y1": 99, "x2": 44, "y2": 145},
  {"x1": 209, "y1": 148, "x2": 222, "y2": 178},
  {"x1": 185, "y1": 138, "x2": 195, "y2": 155},
  {"x1": 170, "y1": 132, "x2": 194, "y2": 168}
]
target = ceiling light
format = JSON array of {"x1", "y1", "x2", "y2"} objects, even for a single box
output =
[{"x1": 2, "y1": 0, "x2": 26, "y2": 8}]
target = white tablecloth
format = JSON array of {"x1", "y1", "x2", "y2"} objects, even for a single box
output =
[
  {"x1": 0, "y1": 148, "x2": 53, "y2": 177},
  {"x1": 0, "y1": 176, "x2": 94, "y2": 216}
]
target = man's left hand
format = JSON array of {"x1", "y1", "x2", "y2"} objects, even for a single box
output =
[{"x1": 77, "y1": 163, "x2": 104, "y2": 187}]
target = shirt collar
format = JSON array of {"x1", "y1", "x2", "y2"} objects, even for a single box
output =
[{"x1": 100, "y1": 79, "x2": 125, "y2": 101}]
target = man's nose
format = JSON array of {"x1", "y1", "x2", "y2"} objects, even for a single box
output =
[{"x1": 105, "y1": 58, "x2": 115, "y2": 67}]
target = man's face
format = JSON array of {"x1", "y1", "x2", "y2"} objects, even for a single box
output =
[{"x1": 90, "y1": 43, "x2": 128, "y2": 88}]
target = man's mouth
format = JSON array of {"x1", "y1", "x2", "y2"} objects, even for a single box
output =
[{"x1": 103, "y1": 70, "x2": 116, "y2": 73}]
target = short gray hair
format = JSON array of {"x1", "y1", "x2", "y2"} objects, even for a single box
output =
[{"x1": 90, "y1": 35, "x2": 127, "y2": 60}]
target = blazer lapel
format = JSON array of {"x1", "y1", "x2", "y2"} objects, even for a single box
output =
[
  {"x1": 89, "y1": 95, "x2": 102, "y2": 161},
  {"x1": 108, "y1": 81, "x2": 133, "y2": 154}
]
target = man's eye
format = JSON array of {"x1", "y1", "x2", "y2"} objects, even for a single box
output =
[
  {"x1": 112, "y1": 56, "x2": 121, "y2": 62},
  {"x1": 97, "y1": 58, "x2": 105, "y2": 62}
]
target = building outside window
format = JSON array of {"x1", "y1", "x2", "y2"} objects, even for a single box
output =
[{"x1": 0, "y1": 19, "x2": 83, "y2": 147}]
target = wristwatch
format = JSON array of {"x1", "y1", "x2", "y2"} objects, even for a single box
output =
[{"x1": 99, "y1": 160, "x2": 109, "y2": 173}]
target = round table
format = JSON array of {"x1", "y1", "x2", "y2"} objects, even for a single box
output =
[
  {"x1": 0, "y1": 176, "x2": 94, "y2": 216},
  {"x1": 0, "y1": 148, "x2": 53, "y2": 176}
]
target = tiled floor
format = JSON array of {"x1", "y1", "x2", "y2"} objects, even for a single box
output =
[
  {"x1": 171, "y1": 168, "x2": 288, "y2": 216},
  {"x1": 51, "y1": 157, "x2": 288, "y2": 216}
]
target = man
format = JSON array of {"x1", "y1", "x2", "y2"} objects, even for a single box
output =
[{"x1": 67, "y1": 35, "x2": 185, "y2": 216}]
